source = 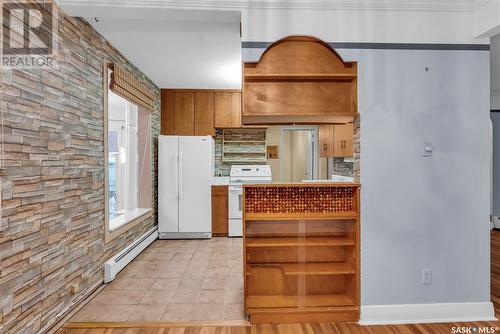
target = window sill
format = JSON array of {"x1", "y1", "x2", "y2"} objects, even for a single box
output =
[
  {"x1": 105, "y1": 208, "x2": 153, "y2": 243},
  {"x1": 109, "y1": 208, "x2": 152, "y2": 232}
]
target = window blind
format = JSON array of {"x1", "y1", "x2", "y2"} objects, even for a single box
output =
[{"x1": 108, "y1": 63, "x2": 155, "y2": 111}]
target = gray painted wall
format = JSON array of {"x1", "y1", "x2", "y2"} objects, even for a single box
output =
[{"x1": 243, "y1": 47, "x2": 491, "y2": 306}]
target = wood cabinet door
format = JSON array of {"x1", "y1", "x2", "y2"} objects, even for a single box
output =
[
  {"x1": 212, "y1": 186, "x2": 228, "y2": 236},
  {"x1": 343, "y1": 123, "x2": 354, "y2": 157},
  {"x1": 319, "y1": 125, "x2": 334, "y2": 158},
  {"x1": 333, "y1": 124, "x2": 345, "y2": 157},
  {"x1": 194, "y1": 92, "x2": 215, "y2": 136},
  {"x1": 174, "y1": 92, "x2": 195, "y2": 135},
  {"x1": 161, "y1": 89, "x2": 175, "y2": 135},
  {"x1": 215, "y1": 92, "x2": 241, "y2": 128}
]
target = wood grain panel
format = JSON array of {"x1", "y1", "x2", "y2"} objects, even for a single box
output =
[
  {"x1": 244, "y1": 82, "x2": 352, "y2": 117},
  {"x1": 161, "y1": 89, "x2": 175, "y2": 135},
  {"x1": 174, "y1": 91, "x2": 195, "y2": 135},
  {"x1": 215, "y1": 92, "x2": 241, "y2": 128},
  {"x1": 194, "y1": 92, "x2": 215, "y2": 136}
]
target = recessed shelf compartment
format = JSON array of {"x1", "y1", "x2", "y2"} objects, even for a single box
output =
[
  {"x1": 246, "y1": 236, "x2": 355, "y2": 248},
  {"x1": 247, "y1": 262, "x2": 356, "y2": 276},
  {"x1": 246, "y1": 294, "x2": 355, "y2": 309}
]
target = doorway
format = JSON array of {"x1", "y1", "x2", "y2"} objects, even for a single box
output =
[{"x1": 280, "y1": 127, "x2": 318, "y2": 182}]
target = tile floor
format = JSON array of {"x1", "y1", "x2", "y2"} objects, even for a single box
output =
[{"x1": 71, "y1": 237, "x2": 245, "y2": 322}]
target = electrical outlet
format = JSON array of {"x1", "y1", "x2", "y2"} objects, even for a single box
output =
[{"x1": 422, "y1": 269, "x2": 432, "y2": 285}]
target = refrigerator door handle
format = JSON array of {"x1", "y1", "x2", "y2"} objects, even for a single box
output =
[{"x1": 178, "y1": 151, "x2": 184, "y2": 199}]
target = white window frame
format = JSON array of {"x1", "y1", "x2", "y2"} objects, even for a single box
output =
[{"x1": 104, "y1": 63, "x2": 153, "y2": 243}]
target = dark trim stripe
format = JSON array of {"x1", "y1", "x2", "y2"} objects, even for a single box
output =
[
  {"x1": 491, "y1": 110, "x2": 500, "y2": 113},
  {"x1": 242, "y1": 41, "x2": 490, "y2": 51}
]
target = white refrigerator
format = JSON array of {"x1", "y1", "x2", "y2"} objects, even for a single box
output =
[{"x1": 158, "y1": 135, "x2": 214, "y2": 239}]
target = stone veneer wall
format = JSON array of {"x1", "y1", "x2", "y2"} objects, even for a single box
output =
[
  {"x1": 333, "y1": 158, "x2": 354, "y2": 178},
  {"x1": 353, "y1": 116, "x2": 360, "y2": 182},
  {"x1": 0, "y1": 7, "x2": 160, "y2": 334},
  {"x1": 214, "y1": 128, "x2": 267, "y2": 176}
]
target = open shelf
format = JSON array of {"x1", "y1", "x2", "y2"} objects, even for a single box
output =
[
  {"x1": 246, "y1": 294, "x2": 354, "y2": 308},
  {"x1": 247, "y1": 262, "x2": 355, "y2": 276},
  {"x1": 246, "y1": 236, "x2": 355, "y2": 247}
]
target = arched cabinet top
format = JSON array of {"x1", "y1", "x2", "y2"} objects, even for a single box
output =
[
  {"x1": 242, "y1": 36, "x2": 358, "y2": 125},
  {"x1": 245, "y1": 36, "x2": 356, "y2": 77}
]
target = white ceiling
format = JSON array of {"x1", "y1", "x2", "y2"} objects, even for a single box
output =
[
  {"x1": 59, "y1": 0, "x2": 482, "y2": 89},
  {"x1": 60, "y1": 4, "x2": 241, "y2": 89}
]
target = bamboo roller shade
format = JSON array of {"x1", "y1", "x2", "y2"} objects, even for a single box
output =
[{"x1": 108, "y1": 63, "x2": 155, "y2": 110}]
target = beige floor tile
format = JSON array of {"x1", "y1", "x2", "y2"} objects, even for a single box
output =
[
  {"x1": 137, "y1": 251, "x2": 175, "y2": 261},
  {"x1": 225, "y1": 289, "x2": 244, "y2": 304},
  {"x1": 158, "y1": 267, "x2": 186, "y2": 278},
  {"x1": 93, "y1": 289, "x2": 146, "y2": 304},
  {"x1": 78, "y1": 238, "x2": 243, "y2": 322},
  {"x1": 226, "y1": 274, "x2": 243, "y2": 290},
  {"x1": 177, "y1": 277, "x2": 204, "y2": 290},
  {"x1": 223, "y1": 304, "x2": 246, "y2": 320},
  {"x1": 191, "y1": 303, "x2": 224, "y2": 321},
  {"x1": 151, "y1": 278, "x2": 180, "y2": 290},
  {"x1": 170, "y1": 288, "x2": 200, "y2": 303},
  {"x1": 208, "y1": 258, "x2": 230, "y2": 269},
  {"x1": 205, "y1": 268, "x2": 229, "y2": 278},
  {"x1": 198, "y1": 289, "x2": 225, "y2": 304},
  {"x1": 140, "y1": 289, "x2": 175, "y2": 304},
  {"x1": 214, "y1": 246, "x2": 233, "y2": 254},
  {"x1": 171, "y1": 252, "x2": 194, "y2": 261},
  {"x1": 108, "y1": 278, "x2": 156, "y2": 290},
  {"x1": 128, "y1": 304, "x2": 167, "y2": 321},
  {"x1": 92, "y1": 304, "x2": 136, "y2": 322},
  {"x1": 201, "y1": 277, "x2": 228, "y2": 289},
  {"x1": 160, "y1": 303, "x2": 195, "y2": 321}
]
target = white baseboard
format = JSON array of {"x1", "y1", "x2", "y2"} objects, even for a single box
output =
[{"x1": 359, "y1": 302, "x2": 496, "y2": 325}]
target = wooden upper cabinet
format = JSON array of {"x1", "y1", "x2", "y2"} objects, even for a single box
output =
[
  {"x1": 319, "y1": 125, "x2": 334, "y2": 158},
  {"x1": 174, "y1": 92, "x2": 195, "y2": 135},
  {"x1": 242, "y1": 36, "x2": 358, "y2": 125},
  {"x1": 194, "y1": 92, "x2": 215, "y2": 136},
  {"x1": 161, "y1": 90, "x2": 175, "y2": 135},
  {"x1": 214, "y1": 92, "x2": 241, "y2": 128},
  {"x1": 319, "y1": 123, "x2": 354, "y2": 158},
  {"x1": 161, "y1": 89, "x2": 241, "y2": 136}
]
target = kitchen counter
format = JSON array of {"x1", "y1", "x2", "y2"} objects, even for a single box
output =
[{"x1": 212, "y1": 176, "x2": 229, "y2": 185}]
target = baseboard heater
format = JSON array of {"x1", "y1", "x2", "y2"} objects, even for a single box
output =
[{"x1": 104, "y1": 227, "x2": 158, "y2": 283}]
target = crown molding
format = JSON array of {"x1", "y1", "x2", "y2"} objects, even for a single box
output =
[{"x1": 57, "y1": 0, "x2": 475, "y2": 12}]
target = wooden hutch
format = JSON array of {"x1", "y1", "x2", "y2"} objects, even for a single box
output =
[{"x1": 243, "y1": 183, "x2": 360, "y2": 323}]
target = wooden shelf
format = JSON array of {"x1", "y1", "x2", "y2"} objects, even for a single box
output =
[
  {"x1": 244, "y1": 73, "x2": 356, "y2": 82},
  {"x1": 246, "y1": 294, "x2": 354, "y2": 308},
  {"x1": 247, "y1": 262, "x2": 355, "y2": 276},
  {"x1": 246, "y1": 236, "x2": 355, "y2": 247},
  {"x1": 245, "y1": 212, "x2": 358, "y2": 221}
]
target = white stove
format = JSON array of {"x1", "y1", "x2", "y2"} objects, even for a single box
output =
[{"x1": 228, "y1": 165, "x2": 272, "y2": 236}]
